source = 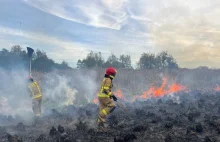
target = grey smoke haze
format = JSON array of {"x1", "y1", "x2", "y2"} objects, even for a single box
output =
[
  {"x1": 0, "y1": 67, "x2": 32, "y2": 124},
  {"x1": 1, "y1": 65, "x2": 220, "y2": 126}
]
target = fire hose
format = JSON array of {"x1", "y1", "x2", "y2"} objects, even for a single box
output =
[
  {"x1": 113, "y1": 99, "x2": 131, "y2": 125},
  {"x1": 115, "y1": 101, "x2": 128, "y2": 112}
]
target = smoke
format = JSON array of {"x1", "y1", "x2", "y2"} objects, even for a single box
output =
[
  {"x1": 39, "y1": 69, "x2": 99, "y2": 110},
  {"x1": 1, "y1": 65, "x2": 219, "y2": 126},
  {"x1": 0, "y1": 67, "x2": 100, "y2": 125},
  {"x1": 41, "y1": 72, "x2": 77, "y2": 110},
  {"x1": 70, "y1": 69, "x2": 99, "y2": 104},
  {"x1": 0, "y1": 67, "x2": 33, "y2": 124}
]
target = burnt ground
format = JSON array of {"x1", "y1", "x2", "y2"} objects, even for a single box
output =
[{"x1": 1, "y1": 91, "x2": 220, "y2": 142}]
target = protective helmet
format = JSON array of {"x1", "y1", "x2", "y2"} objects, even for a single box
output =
[{"x1": 105, "y1": 67, "x2": 117, "y2": 78}]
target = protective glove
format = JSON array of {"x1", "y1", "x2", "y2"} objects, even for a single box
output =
[{"x1": 110, "y1": 95, "x2": 117, "y2": 101}]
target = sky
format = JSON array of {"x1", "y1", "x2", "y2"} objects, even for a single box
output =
[{"x1": 0, "y1": 0, "x2": 220, "y2": 68}]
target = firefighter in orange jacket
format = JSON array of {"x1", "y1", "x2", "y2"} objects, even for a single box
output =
[
  {"x1": 28, "y1": 77, "x2": 43, "y2": 117},
  {"x1": 97, "y1": 67, "x2": 118, "y2": 129}
]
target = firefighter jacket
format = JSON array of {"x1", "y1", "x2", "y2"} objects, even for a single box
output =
[
  {"x1": 98, "y1": 77, "x2": 113, "y2": 98},
  {"x1": 28, "y1": 81, "x2": 43, "y2": 100}
]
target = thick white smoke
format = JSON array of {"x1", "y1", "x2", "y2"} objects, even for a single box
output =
[
  {"x1": 41, "y1": 72, "x2": 77, "y2": 110},
  {"x1": 71, "y1": 69, "x2": 99, "y2": 104}
]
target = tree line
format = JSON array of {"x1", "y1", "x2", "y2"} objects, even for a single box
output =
[
  {"x1": 0, "y1": 45, "x2": 178, "y2": 72},
  {"x1": 77, "y1": 51, "x2": 178, "y2": 69},
  {"x1": 77, "y1": 52, "x2": 133, "y2": 69},
  {"x1": 0, "y1": 45, "x2": 71, "y2": 72}
]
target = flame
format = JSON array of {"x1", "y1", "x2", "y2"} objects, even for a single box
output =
[
  {"x1": 168, "y1": 83, "x2": 186, "y2": 93},
  {"x1": 215, "y1": 85, "x2": 220, "y2": 91},
  {"x1": 93, "y1": 77, "x2": 187, "y2": 104},
  {"x1": 93, "y1": 98, "x2": 98, "y2": 104},
  {"x1": 114, "y1": 90, "x2": 126, "y2": 101},
  {"x1": 133, "y1": 78, "x2": 187, "y2": 101},
  {"x1": 154, "y1": 78, "x2": 167, "y2": 97},
  {"x1": 140, "y1": 84, "x2": 155, "y2": 99}
]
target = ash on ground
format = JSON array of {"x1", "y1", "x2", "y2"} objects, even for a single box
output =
[{"x1": 1, "y1": 91, "x2": 220, "y2": 142}]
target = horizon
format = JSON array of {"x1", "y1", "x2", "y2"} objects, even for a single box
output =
[{"x1": 0, "y1": 0, "x2": 220, "y2": 68}]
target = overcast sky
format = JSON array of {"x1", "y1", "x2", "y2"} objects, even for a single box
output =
[{"x1": 0, "y1": 0, "x2": 220, "y2": 68}]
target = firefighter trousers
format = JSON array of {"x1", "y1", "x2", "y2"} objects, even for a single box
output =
[
  {"x1": 97, "y1": 97, "x2": 116, "y2": 126},
  {"x1": 32, "y1": 99, "x2": 42, "y2": 117}
]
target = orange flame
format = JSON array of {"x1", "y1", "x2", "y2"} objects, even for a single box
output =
[
  {"x1": 140, "y1": 84, "x2": 155, "y2": 99},
  {"x1": 93, "y1": 77, "x2": 187, "y2": 104},
  {"x1": 215, "y1": 85, "x2": 220, "y2": 91},
  {"x1": 93, "y1": 98, "x2": 98, "y2": 104},
  {"x1": 154, "y1": 78, "x2": 167, "y2": 97},
  {"x1": 132, "y1": 78, "x2": 187, "y2": 102},
  {"x1": 113, "y1": 90, "x2": 126, "y2": 101}
]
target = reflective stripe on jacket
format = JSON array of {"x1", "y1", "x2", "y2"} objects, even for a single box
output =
[
  {"x1": 98, "y1": 78, "x2": 113, "y2": 98},
  {"x1": 28, "y1": 81, "x2": 43, "y2": 99}
]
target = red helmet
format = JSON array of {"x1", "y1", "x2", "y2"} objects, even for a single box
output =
[{"x1": 105, "y1": 67, "x2": 117, "y2": 78}]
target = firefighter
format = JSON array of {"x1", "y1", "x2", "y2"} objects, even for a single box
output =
[
  {"x1": 97, "y1": 67, "x2": 118, "y2": 130},
  {"x1": 28, "y1": 76, "x2": 43, "y2": 118}
]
